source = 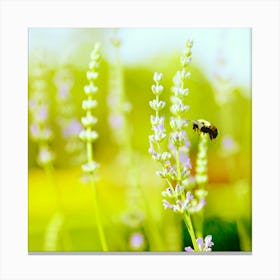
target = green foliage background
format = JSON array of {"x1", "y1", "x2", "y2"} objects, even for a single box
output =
[{"x1": 28, "y1": 28, "x2": 251, "y2": 252}]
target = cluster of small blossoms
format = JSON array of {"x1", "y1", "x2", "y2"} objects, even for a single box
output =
[
  {"x1": 108, "y1": 32, "x2": 146, "y2": 250},
  {"x1": 54, "y1": 67, "x2": 85, "y2": 166},
  {"x1": 185, "y1": 235, "x2": 214, "y2": 252},
  {"x1": 192, "y1": 121, "x2": 213, "y2": 207},
  {"x1": 149, "y1": 40, "x2": 215, "y2": 251},
  {"x1": 162, "y1": 189, "x2": 206, "y2": 214},
  {"x1": 195, "y1": 133, "x2": 209, "y2": 185},
  {"x1": 79, "y1": 43, "x2": 100, "y2": 174},
  {"x1": 29, "y1": 60, "x2": 54, "y2": 167},
  {"x1": 148, "y1": 72, "x2": 169, "y2": 174},
  {"x1": 149, "y1": 41, "x2": 206, "y2": 214}
]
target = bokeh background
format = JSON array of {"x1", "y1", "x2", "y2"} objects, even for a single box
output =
[{"x1": 28, "y1": 28, "x2": 251, "y2": 252}]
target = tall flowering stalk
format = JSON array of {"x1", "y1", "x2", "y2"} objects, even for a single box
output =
[
  {"x1": 79, "y1": 43, "x2": 108, "y2": 251},
  {"x1": 108, "y1": 33, "x2": 146, "y2": 249},
  {"x1": 107, "y1": 31, "x2": 162, "y2": 250},
  {"x1": 29, "y1": 57, "x2": 71, "y2": 251},
  {"x1": 29, "y1": 59, "x2": 55, "y2": 169},
  {"x1": 193, "y1": 129, "x2": 210, "y2": 237},
  {"x1": 148, "y1": 40, "x2": 214, "y2": 252},
  {"x1": 54, "y1": 67, "x2": 85, "y2": 166}
]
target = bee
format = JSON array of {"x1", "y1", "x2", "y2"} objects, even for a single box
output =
[{"x1": 191, "y1": 119, "x2": 218, "y2": 140}]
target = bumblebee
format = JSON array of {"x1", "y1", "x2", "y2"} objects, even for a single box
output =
[{"x1": 191, "y1": 119, "x2": 218, "y2": 140}]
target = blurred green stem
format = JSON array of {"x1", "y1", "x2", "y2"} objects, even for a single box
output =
[
  {"x1": 193, "y1": 134, "x2": 209, "y2": 238},
  {"x1": 44, "y1": 162, "x2": 72, "y2": 250},
  {"x1": 87, "y1": 141, "x2": 108, "y2": 251},
  {"x1": 90, "y1": 174, "x2": 108, "y2": 251},
  {"x1": 113, "y1": 39, "x2": 163, "y2": 250}
]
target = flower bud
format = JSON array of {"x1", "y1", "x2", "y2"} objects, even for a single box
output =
[
  {"x1": 79, "y1": 130, "x2": 98, "y2": 142},
  {"x1": 153, "y1": 72, "x2": 163, "y2": 82},
  {"x1": 82, "y1": 100, "x2": 98, "y2": 110},
  {"x1": 82, "y1": 161, "x2": 99, "y2": 173},
  {"x1": 81, "y1": 115, "x2": 98, "y2": 128},
  {"x1": 86, "y1": 71, "x2": 98, "y2": 80},
  {"x1": 149, "y1": 99, "x2": 166, "y2": 111},
  {"x1": 84, "y1": 84, "x2": 98, "y2": 95},
  {"x1": 151, "y1": 84, "x2": 164, "y2": 95}
]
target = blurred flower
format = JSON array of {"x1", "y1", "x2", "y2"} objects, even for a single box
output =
[
  {"x1": 29, "y1": 59, "x2": 55, "y2": 168},
  {"x1": 37, "y1": 146, "x2": 55, "y2": 166},
  {"x1": 129, "y1": 232, "x2": 145, "y2": 250},
  {"x1": 33, "y1": 105, "x2": 49, "y2": 123},
  {"x1": 108, "y1": 31, "x2": 147, "y2": 250},
  {"x1": 54, "y1": 66, "x2": 85, "y2": 166},
  {"x1": 195, "y1": 134, "x2": 209, "y2": 185},
  {"x1": 220, "y1": 136, "x2": 239, "y2": 157},
  {"x1": 122, "y1": 210, "x2": 145, "y2": 228},
  {"x1": 109, "y1": 114, "x2": 124, "y2": 130},
  {"x1": 58, "y1": 83, "x2": 71, "y2": 100},
  {"x1": 30, "y1": 123, "x2": 40, "y2": 139},
  {"x1": 212, "y1": 36, "x2": 234, "y2": 106},
  {"x1": 62, "y1": 119, "x2": 83, "y2": 138}
]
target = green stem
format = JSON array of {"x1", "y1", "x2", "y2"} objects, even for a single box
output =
[
  {"x1": 44, "y1": 162, "x2": 72, "y2": 251},
  {"x1": 183, "y1": 211, "x2": 199, "y2": 251},
  {"x1": 90, "y1": 174, "x2": 108, "y2": 251},
  {"x1": 175, "y1": 147, "x2": 182, "y2": 183},
  {"x1": 86, "y1": 140, "x2": 108, "y2": 251}
]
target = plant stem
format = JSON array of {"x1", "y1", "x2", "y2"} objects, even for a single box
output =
[
  {"x1": 90, "y1": 174, "x2": 108, "y2": 251},
  {"x1": 86, "y1": 140, "x2": 108, "y2": 251},
  {"x1": 44, "y1": 162, "x2": 72, "y2": 251},
  {"x1": 183, "y1": 211, "x2": 199, "y2": 251},
  {"x1": 194, "y1": 134, "x2": 208, "y2": 237},
  {"x1": 114, "y1": 43, "x2": 164, "y2": 250},
  {"x1": 175, "y1": 147, "x2": 182, "y2": 183}
]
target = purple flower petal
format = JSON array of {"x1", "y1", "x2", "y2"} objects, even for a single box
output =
[
  {"x1": 162, "y1": 199, "x2": 173, "y2": 210},
  {"x1": 30, "y1": 124, "x2": 40, "y2": 138},
  {"x1": 179, "y1": 151, "x2": 191, "y2": 169},
  {"x1": 222, "y1": 137, "x2": 234, "y2": 149},
  {"x1": 36, "y1": 105, "x2": 48, "y2": 122},
  {"x1": 185, "y1": 246, "x2": 194, "y2": 252},
  {"x1": 148, "y1": 141, "x2": 156, "y2": 155},
  {"x1": 62, "y1": 119, "x2": 83, "y2": 138},
  {"x1": 109, "y1": 114, "x2": 124, "y2": 129},
  {"x1": 130, "y1": 233, "x2": 144, "y2": 249},
  {"x1": 58, "y1": 83, "x2": 70, "y2": 99},
  {"x1": 204, "y1": 235, "x2": 214, "y2": 248},
  {"x1": 196, "y1": 237, "x2": 204, "y2": 251},
  {"x1": 186, "y1": 191, "x2": 194, "y2": 201}
]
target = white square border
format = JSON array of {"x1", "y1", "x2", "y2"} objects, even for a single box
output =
[{"x1": 0, "y1": 0, "x2": 279, "y2": 280}]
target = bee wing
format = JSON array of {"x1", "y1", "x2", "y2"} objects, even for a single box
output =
[{"x1": 186, "y1": 119, "x2": 198, "y2": 125}]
